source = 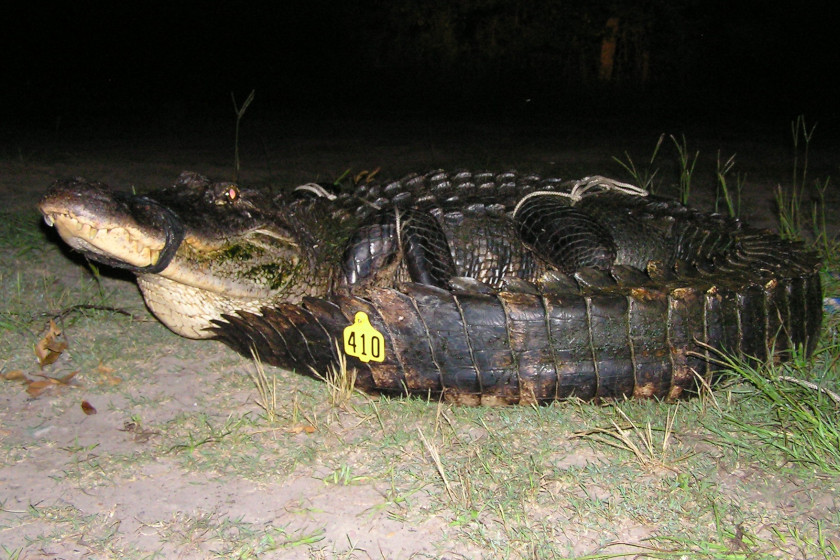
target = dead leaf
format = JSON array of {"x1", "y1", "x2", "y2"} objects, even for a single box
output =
[
  {"x1": 22, "y1": 370, "x2": 79, "y2": 398},
  {"x1": 354, "y1": 167, "x2": 381, "y2": 185},
  {"x1": 54, "y1": 370, "x2": 78, "y2": 385},
  {"x1": 96, "y1": 362, "x2": 114, "y2": 374},
  {"x1": 1, "y1": 370, "x2": 25, "y2": 381},
  {"x1": 95, "y1": 362, "x2": 122, "y2": 385},
  {"x1": 81, "y1": 400, "x2": 97, "y2": 415},
  {"x1": 26, "y1": 379, "x2": 56, "y2": 397},
  {"x1": 287, "y1": 424, "x2": 316, "y2": 434},
  {"x1": 35, "y1": 320, "x2": 68, "y2": 367}
]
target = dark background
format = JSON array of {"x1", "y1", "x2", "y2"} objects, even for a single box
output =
[{"x1": 4, "y1": 1, "x2": 837, "y2": 132}]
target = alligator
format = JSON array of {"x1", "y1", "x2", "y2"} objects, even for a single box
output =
[{"x1": 39, "y1": 170, "x2": 822, "y2": 405}]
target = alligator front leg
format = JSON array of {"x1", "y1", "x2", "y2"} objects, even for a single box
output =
[
  {"x1": 341, "y1": 208, "x2": 456, "y2": 289},
  {"x1": 514, "y1": 194, "x2": 616, "y2": 273}
]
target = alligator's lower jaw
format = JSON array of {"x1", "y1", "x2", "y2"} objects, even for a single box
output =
[
  {"x1": 137, "y1": 274, "x2": 268, "y2": 339},
  {"x1": 44, "y1": 212, "x2": 163, "y2": 268}
]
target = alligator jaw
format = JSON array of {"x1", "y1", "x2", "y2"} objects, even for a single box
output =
[
  {"x1": 136, "y1": 273, "x2": 271, "y2": 339},
  {"x1": 42, "y1": 209, "x2": 166, "y2": 269},
  {"x1": 39, "y1": 178, "x2": 168, "y2": 270}
]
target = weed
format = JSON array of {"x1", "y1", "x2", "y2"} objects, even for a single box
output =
[
  {"x1": 811, "y1": 177, "x2": 836, "y2": 258},
  {"x1": 776, "y1": 183, "x2": 805, "y2": 242},
  {"x1": 612, "y1": 133, "x2": 728, "y2": 211},
  {"x1": 611, "y1": 133, "x2": 664, "y2": 193},
  {"x1": 167, "y1": 415, "x2": 235, "y2": 455},
  {"x1": 704, "y1": 348, "x2": 840, "y2": 474},
  {"x1": 247, "y1": 347, "x2": 279, "y2": 423},
  {"x1": 417, "y1": 427, "x2": 458, "y2": 503},
  {"x1": 571, "y1": 403, "x2": 690, "y2": 471},
  {"x1": 1, "y1": 547, "x2": 23, "y2": 560},
  {"x1": 231, "y1": 89, "x2": 255, "y2": 183},
  {"x1": 310, "y1": 341, "x2": 358, "y2": 408},
  {"x1": 776, "y1": 114, "x2": 830, "y2": 243},
  {"x1": 715, "y1": 150, "x2": 743, "y2": 218},
  {"x1": 322, "y1": 463, "x2": 369, "y2": 486},
  {"x1": 791, "y1": 114, "x2": 817, "y2": 193},
  {"x1": 670, "y1": 133, "x2": 699, "y2": 205}
]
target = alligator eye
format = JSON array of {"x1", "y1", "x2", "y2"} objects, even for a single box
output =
[
  {"x1": 213, "y1": 185, "x2": 240, "y2": 205},
  {"x1": 222, "y1": 185, "x2": 239, "y2": 202}
]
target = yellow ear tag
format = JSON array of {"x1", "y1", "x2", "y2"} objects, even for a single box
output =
[{"x1": 343, "y1": 311, "x2": 385, "y2": 363}]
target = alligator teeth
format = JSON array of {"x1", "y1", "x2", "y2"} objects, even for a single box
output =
[
  {"x1": 80, "y1": 223, "x2": 92, "y2": 238},
  {"x1": 43, "y1": 215, "x2": 54, "y2": 227}
]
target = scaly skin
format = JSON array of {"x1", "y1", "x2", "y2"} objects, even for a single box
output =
[{"x1": 39, "y1": 170, "x2": 822, "y2": 403}]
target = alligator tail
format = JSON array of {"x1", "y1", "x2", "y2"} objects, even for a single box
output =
[{"x1": 211, "y1": 266, "x2": 822, "y2": 404}]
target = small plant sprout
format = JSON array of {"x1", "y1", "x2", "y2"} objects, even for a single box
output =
[
  {"x1": 231, "y1": 89, "x2": 255, "y2": 183},
  {"x1": 776, "y1": 114, "x2": 825, "y2": 242},
  {"x1": 248, "y1": 346, "x2": 279, "y2": 423},
  {"x1": 310, "y1": 340, "x2": 358, "y2": 408},
  {"x1": 612, "y1": 133, "x2": 665, "y2": 193},
  {"x1": 715, "y1": 150, "x2": 743, "y2": 218},
  {"x1": 571, "y1": 403, "x2": 690, "y2": 471},
  {"x1": 670, "y1": 133, "x2": 699, "y2": 205}
]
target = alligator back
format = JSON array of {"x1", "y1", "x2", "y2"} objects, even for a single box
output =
[{"x1": 303, "y1": 171, "x2": 813, "y2": 290}]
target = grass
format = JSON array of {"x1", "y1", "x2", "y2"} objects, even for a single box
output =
[
  {"x1": 671, "y1": 134, "x2": 699, "y2": 205},
  {"x1": 715, "y1": 150, "x2": 744, "y2": 218},
  {"x1": 231, "y1": 89, "x2": 255, "y2": 183},
  {"x1": 613, "y1": 132, "x2": 747, "y2": 216},
  {"x1": 570, "y1": 403, "x2": 690, "y2": 472},
  {"x1": 775, "y1": 115, "x2": 825, "y2": 243},
  {"x1": 611, "y1": 132, "x2": 664, "y2": 193},
  {"x1": 246, "y1": 347, "x2": 279, "y2": 424},
  {"x1": 2, "y1": 121, "x2": 839, "y2": 558},
  {"x1": 309, "y1": 340, "x2": 359, "y2": 408},
  {"x1": 702, "y1": 348, "x2": 840, "y2": 475},
  {"x1": 611, "y1": 116, "x2": 836, "y2": 233}
]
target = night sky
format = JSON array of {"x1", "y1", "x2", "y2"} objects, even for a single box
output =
[{"x1": 5, "y1": 1, "x2": 836, "y2": 130}]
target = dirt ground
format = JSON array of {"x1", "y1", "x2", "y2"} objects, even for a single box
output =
[{"x1": 1, "y1": 116, "x2": 838, "y2": 559}]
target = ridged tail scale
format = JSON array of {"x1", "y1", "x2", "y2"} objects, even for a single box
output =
[{"x1": 212, "y1": 264, "x2": 821, "y2": 404}]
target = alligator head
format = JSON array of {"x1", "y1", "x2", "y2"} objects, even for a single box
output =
[{"x1": 39, "y1": 172, "x2": 330, "y2": 338}]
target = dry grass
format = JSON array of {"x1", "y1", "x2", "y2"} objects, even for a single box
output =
[{"x1": 310, "y1": 340, "x2": 359, "y2": 408}]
